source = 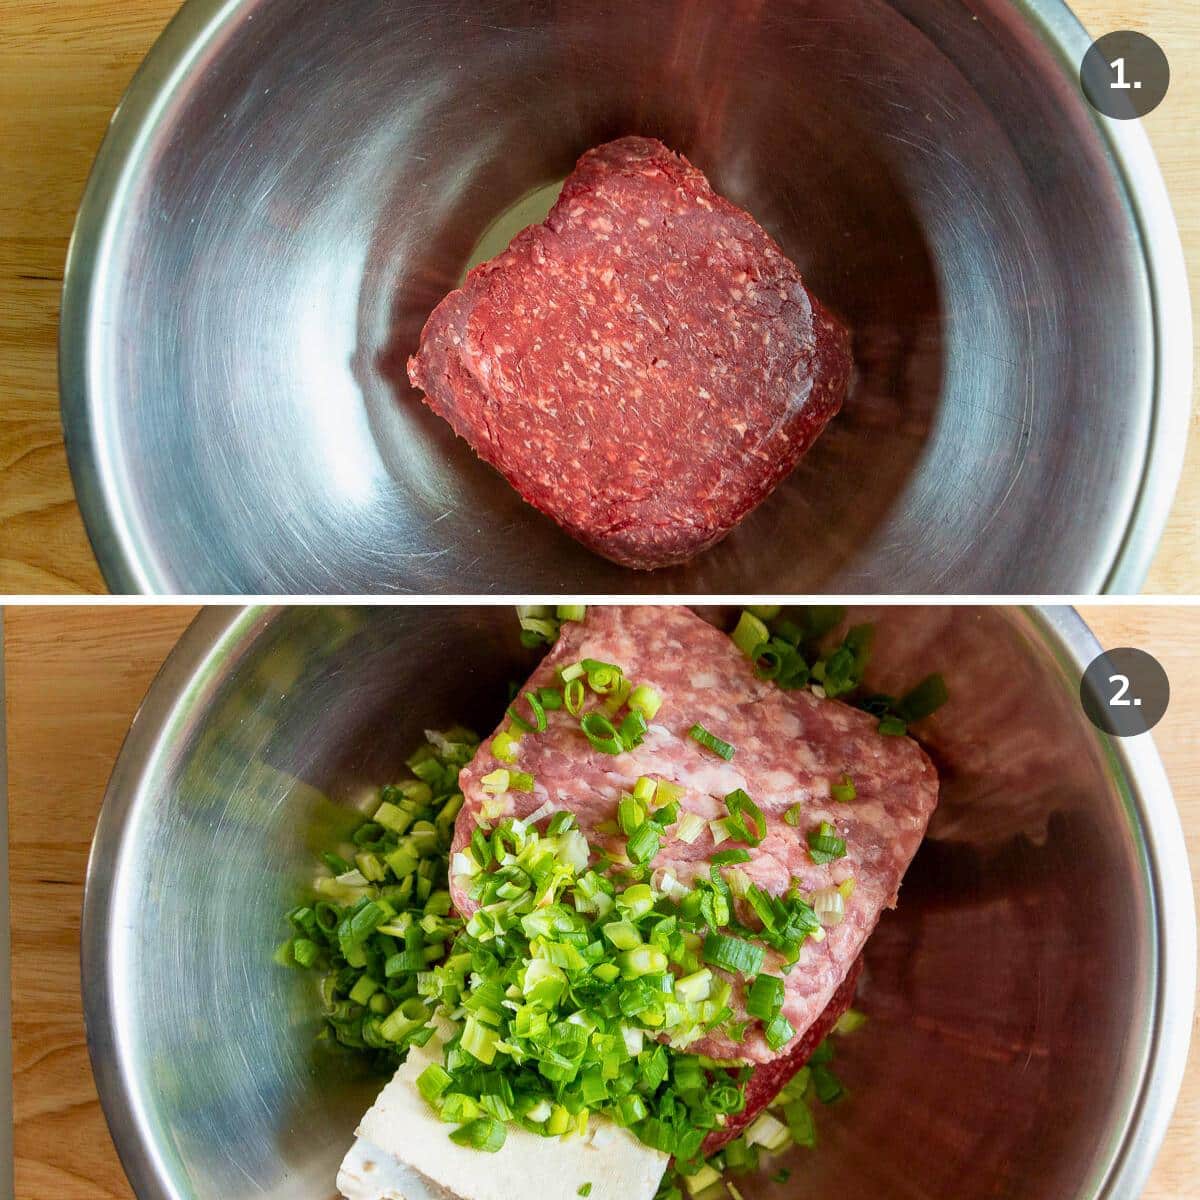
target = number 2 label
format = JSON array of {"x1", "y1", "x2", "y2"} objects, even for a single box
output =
[{"x1": 1109, "y1": 673, "x2": 1137, "y2": 706}]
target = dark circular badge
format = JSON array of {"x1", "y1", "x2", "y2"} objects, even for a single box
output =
[
  {"x1": 1080, "y1": 647, "x2": 1169, "y2": 736},
  {"x1": 1080, "y1": 31, "x2": 1170, "y2": 119}
]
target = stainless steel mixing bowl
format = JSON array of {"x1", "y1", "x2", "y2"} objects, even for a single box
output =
[
  {"x1": 81, "y1": 606, "x2": 1194, "y2": 1200},
  {"x1": 59, "y1": 1, "x2": 1191, "y2": 594}
]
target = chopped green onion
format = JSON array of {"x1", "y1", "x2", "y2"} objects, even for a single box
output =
[
  {"x1": 723, "y1": 789, "x2": 766, "y2": 845},
  {"x1": 519, "y1": 618, "x2": 560, "y2": 648},
  {"x1": 811, "y1": 1063, "x2": 845, "y2": 1104},
  {"x1": 830, "y1": 774, "x2": 856, "y2": 803},
  {"x1": 650, "y1": 800, "x2": 679, "y2": 829},
  {"x1": 618, "y1": 945, "x2": 668, "y2": 977},
  {"x1": 601, "y1": 676, "x2": 632, "y2": 714},
  {"x1": 745, "y1": 1110, "x2": 790, "y2": 1151},
  {"x1": 811, "y1": 887, "x2": 845, "y2": 926},
  {"x1": 819, "y1": 624, "x2": 874, "y2": 698},
  {"x1": 449, "y1": 1117, "x2": 507, "y2": 1152},
  {"x1": 783, "y1": 1098, "x2": 817, "y2": 1149},
  {"x1": 746, "y1": 973, "x2": 786, "y2": 1020},
  {"x1": 682, "y1": 1164, "x2": 721, "y2": 1195},
  {"x1": 490, "y1": 730, "x2": 520, "y2": 763},
  {"x1": 508, "y1": 691, "x2": 547, "y2": 733},
  {"x1": 506, "y1": 704, "x2": 535, "y2": 733},
  {"x1": 556, "y1": 604, "x2": 587, "y2": 622},
  {"x1": 807, "y1": 821, "x2": 847, "y2": 865},
  {"x1": 732, "y1": 610, "x2": 771, "y2": 658},
  {"x1": 763, "y1": 1013, "x2": 795, "y2": 1050},
  {"x1": 897, "y1": 672, "x2": 949, "y2": 722},
  {"x1": 626, "y1": 823, "x2": 661, "y2": 865},
  {"x1": 582, "y1": 659, "x2": 623, "y2": 694},
  {"x1": 632, "y1": 776, "x2": 657, "y2": 803},
  {"x1": 580, "y1": 712, "x2": 624, "y2": 754},
  {"x1": 321, "y1": 851, "x2": 352, "y2": 875},
  {"x1": 291, "y1": 938, "x2": 319, "y2": 968},
  {"x1": 545, "y1": 810, "x2": 576, "y2": 835},
  {"x1": 628, "y1": 684, "x2": 663, "y2": 720},
  {"x1": 601, "y1": 920, "x2": 642, "y2": 950},
  {"x1": 349, "y1": 974, "x2": 380, "y2": 1005},
  {"x1": 689, "y1": 723, "x2": 735, "y2": 760},
  {"x1": 416, "y1": 1063, "x2": 452, "y2": 1104},
  {"x1": 577, "y1": 1185, "x2": 593, "y2": 1198},
  {"x1": 654, "y1": 779, "x2": 684, "y2": 807},
  {"x1": 480, "y1": 768, "x2": 533, "y2": 794},
  {"x1": 564, "y1": 678, "x2": 586, "y2": 716},
  {"x1": 725, "y1": 867, "x2": 751, "y2": 899},
  {"x1": 675, "y1": 812, "x2": 706, "y2": 844},
  {"x1": 675, "y1": 969, "x2": 713, "y2": 1003},
  {"x1": 702, "y1": 932, "x2": 764, "y2": 976},
  {"x1": 711, "y1": 848, "x2": 752, "y2": 866},
  {"x1": 878, "y1": 715, "x2": 907, "y2": 736},
  {"x1": 618, "y1": 794, "x2": 646, "y2": 835},
  {"x1": 619, "y1": 709, "x2": 648, "y2": 750},
  {"x1": 750, "y1": 642, "x2": 784, "y2": 680},
  {"x1": 461, "y1": 1015, "x2": 500, "y2": 1064},
  {"x1": 834, "y1": 1008, "x2": 868, "y2": 1035},
  {"x1": 783, "y1": 804, "x2": 803, "y2": 827}
]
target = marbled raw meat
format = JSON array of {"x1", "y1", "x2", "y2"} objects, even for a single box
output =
[
  {"x1": 701, "y1": 955, "x2": 863, "y2": 1154},
  {"x1": 408, "y1": 138, "x2": 851, "y2": 569}
]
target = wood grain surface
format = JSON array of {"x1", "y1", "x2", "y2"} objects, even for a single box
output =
[
  {"x1": 5, "y1": 603, "x2": 1198, "y2": 1198},
  {"x1": 0, "y1": 1, "x2": 1197, "y2": 594}
]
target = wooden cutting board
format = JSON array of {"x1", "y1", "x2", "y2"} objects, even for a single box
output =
[
  {"x1": 5, "y1": 604, "x2": 1198, "y2": 1198},
  {"x1": 0, "y1": 1, "x2": 1197, "y2": 593}
]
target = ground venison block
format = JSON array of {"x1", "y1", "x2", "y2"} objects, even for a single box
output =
[
  {"x1": 408, "y1": 137, "x2": 851, "y2": 569},
  {"x1": 701, "y1": 955, "x2": 864, "y2": 1155},
  {"x1": 451, "y1": 606, "x2": 938, "y2": 1066}
]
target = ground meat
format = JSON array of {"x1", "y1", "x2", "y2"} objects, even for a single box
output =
[
  {"x1": 408, "y1": 137, "x2": 851, "y2": 569},
  {"x1": 701, "y1": 955, "x2": 863, "y2": 1155},
  {"x1": 451, "y1": 606, "x2": 938, "y2": 1066}
]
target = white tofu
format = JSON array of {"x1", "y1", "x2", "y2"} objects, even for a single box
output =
[
  {"x1": 337, "y1": 1032, "x2": 669, "y2": 1200},
  {"x1": 339, "y1": 1136, "x2": 449, "y2": 1200}
]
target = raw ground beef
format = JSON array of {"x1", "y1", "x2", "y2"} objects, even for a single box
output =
[
  {"x1": 702, "y1": 955, "x2": 864, "y2": 1155},
  {"x1": 408, "y1": 137, "x2": 851, "y2": 569},
  {"x1": 451, "y1": 606, "x2": 938, "y2": 1066}
]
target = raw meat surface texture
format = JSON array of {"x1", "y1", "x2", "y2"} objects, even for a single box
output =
[
  {"x1": 701, "y1": 955, "x2": 863, "y2": 1154},
  {"x1": 451, "y1": 606, "x2": 938, "y2": 1064},
  {"x1": 408, "y1": 137, "x2": 851, "y2": 569}
]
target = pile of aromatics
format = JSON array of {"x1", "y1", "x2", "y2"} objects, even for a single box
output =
[
  {"x1": 279, "y1": 606, "x2": 945, "y2": 1198},
  {"x1": 433, "y1": 808, "x2": 861, "y2": 1199},
  {"x1": 657, "y1": 1022, "x2": 862, "y2": 1200},
  {"x1": 728, "y1": 606, "x2": 948, "y2": 736},
  {"x1": 276, "y1": 727, "x2": 478, "y2": 1067}
]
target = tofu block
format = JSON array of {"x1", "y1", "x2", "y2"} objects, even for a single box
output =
[{"x1": 338, "y1": 1031, "x2": 668, "y2": 1200}]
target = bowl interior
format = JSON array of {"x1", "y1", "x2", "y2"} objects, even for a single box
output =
[
  {"x1": 86, "y1": 606, "x2": 1161, "y2": 1200},
  {"x1": 68, "y1": 0, "x2": 1153, "y2": 592}
]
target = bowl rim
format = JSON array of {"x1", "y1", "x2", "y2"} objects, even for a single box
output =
[
  {"x1": 56, "y1": 0, "x2": 1193, "y2": 596},
  {"x1": 79, "y1": 604, "x2": 1197, "y2": 1200}
]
